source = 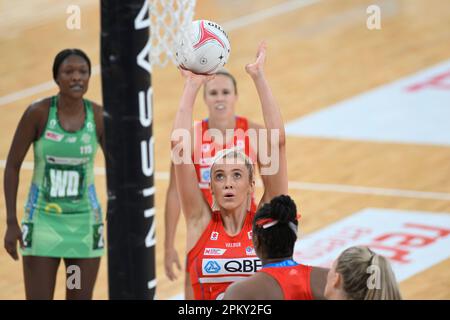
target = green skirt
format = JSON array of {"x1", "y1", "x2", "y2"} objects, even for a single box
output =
[{"x1": 21, "y1": 210, "x2": 104, "y2": 258}]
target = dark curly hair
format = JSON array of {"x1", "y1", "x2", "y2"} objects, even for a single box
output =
[{"x1": 253, "y1": 195, "x2": 298, "y2": 259}]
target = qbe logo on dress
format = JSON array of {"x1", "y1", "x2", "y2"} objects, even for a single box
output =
[
  {"x1": 202, "y1": 258, "x2": 262, "y2": 276},
  {"x1": 204, "y1": 260, "x2": 221, "y2": 274}
]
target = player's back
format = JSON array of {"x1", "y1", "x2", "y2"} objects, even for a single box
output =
[{"x1": 260, "y1": 261, "x2": 313, "y2": 300}]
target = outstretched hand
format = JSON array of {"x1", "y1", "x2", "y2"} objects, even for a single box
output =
[
  {"x1": 179, "y1": 67, "x2": 216, "y2": 87},
  {"x1": 245, "y1": 41, "x2": 267, "y2": 78}
]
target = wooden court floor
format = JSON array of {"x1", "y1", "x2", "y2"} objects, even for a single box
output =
[{"x1": 0, "y1": 0, "x2": 449, "y2": 299}]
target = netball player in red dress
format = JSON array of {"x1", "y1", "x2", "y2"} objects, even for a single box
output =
[
  {"x1": 171, "y1": 41, "x2": 288, "y2": 299},
  {"x1": 164, "y1": 70, "x2": 268, "y2": 298}
]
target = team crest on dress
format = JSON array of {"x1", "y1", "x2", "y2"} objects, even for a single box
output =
[
  {"x1": 210, "y1": 231, "x2": 219, "y2": 240},
  {"x1": 81, "y1": 133, "x2": 91, "y2": 143}
]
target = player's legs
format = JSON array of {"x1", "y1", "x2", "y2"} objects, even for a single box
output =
[
  {"x1": 64, "y1": 257, "x2": 101, "y2": 300},
  {"x1": 22, "y1": 256, "x2": 61, "y2": 300}
]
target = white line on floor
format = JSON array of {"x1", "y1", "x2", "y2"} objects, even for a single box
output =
[{"x1": 1, "y1": 160, "x2": 449, "y2": 201}]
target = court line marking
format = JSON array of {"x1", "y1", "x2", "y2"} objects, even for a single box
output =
[
  {"x1": 1, "y1": 160, "x2": 449, "y2": 201},
  {"x1": 0, "y1": 0, "x2": 320, "y2": 107},
  {"x1": 0, "y1": 66, "x2": 100, "y2": 107},
  {"x1": 222, "y1": 0, "x2": 320, "y2": 32}
]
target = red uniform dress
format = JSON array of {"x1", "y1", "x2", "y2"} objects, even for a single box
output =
[
  {"x1": 260, "y1": 260, "x2": 313, "y2": 300},
  {"x1": 186, "y1": 210, "x2": 261, "y2": 300},
  {"x1": 192, "y1": 116, "x2": 257, "y2": 212}
]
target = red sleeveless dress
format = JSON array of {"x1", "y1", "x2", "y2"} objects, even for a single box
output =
[{"x1": 186, "y1": 210, "x2": 261, "y2": 300}]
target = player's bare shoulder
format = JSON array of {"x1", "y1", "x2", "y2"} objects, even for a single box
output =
[
  {"x1": 87, "y1": 100, "x2": 104, "y2": 126},
  {"x1": 25, "y1": 97, "x2": 52, "y2": 128},
  {"x1": 26, "y1": 97, "x2": 51, "y2": 118},
  {"x1": 88, "y1": 100, "x2": 103, "y2": 118}
]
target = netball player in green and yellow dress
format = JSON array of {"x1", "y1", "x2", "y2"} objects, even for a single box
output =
[{"x1": 4, "y1": 49, "x2": 105, "y2": 299}]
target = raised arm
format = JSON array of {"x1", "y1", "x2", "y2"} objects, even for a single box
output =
[
  {"x1": 246, "y1": 42, "x2": 288, "y2": 204},
  {"x1": 171, "y1": 69, "x2": 215, "y2": 222}
]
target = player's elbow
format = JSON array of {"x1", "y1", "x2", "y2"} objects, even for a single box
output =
[
  {"x1": 277, "y1": 129, "x2": 286, "y2": 148},
  {"x1": 267, "y1": 128, "x2": 286, "y2": 150}
]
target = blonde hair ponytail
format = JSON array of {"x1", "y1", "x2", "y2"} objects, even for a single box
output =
[
  {"x1": 364, "y1": 253, "x2": 402, "y2": 300},
  {"x1": 336, "y1": 246, "x2": 402, "y2": 300}
]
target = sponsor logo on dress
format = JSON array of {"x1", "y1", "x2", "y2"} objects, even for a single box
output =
[
  {"x1": 248, "y1": 231, "x2": 253, "y2": 240},
  {"x1": 46, "y1": 155, "x2": 89, "y2": 165},
  {"x1": 204, "y1": 260, "x2": 221, "y2": 274},
  {"x1": 200, "y1": 167, "x2": 211, "y2": 183},
  {"x1": 204, "y1": 248, "x2": 227, "y2": 256},
  {"x1": 246, "y1": 246, "x2": 256, "y2": 256},
  {"x1": 226, "y1": 242, "x2": 241, "y2": 248},
  {"x1": 202, "y1": 258, "x2": 262, "y2": 275},
  {"x1": 66, "y1": 136, "x2": 77, "y2": 143},
  {"x1": 45, "y1": 130, "x2": 64, "y2": 142},
  {"x1": 86, "y1": 122, "x2": 94, "y2": 132}
]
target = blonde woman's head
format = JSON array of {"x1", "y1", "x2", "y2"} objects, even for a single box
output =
[
  {"x1": 324, "y1": 246, "x2": 402, "y2": 300},
  {"x1": 209, "y1": 148, "x2": 255, "y2": 212}
]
